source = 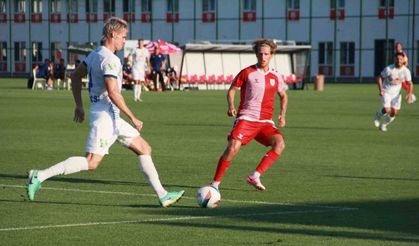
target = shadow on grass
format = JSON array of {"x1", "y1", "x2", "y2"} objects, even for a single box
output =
[
  {"x1": 0, "y1": 173, "x2": 242, "y2": 191},
  {"x1": 143, "y1": 198, "x2": 419, "y2": 243},
  {"x1": 324, "y1": 174, "x2": 419, "y2": 182}
]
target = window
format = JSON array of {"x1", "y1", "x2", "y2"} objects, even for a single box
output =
[
  {"x1": 0, "y1": 42, "x2": 6, "y2": 61},
  {"x1": 167, "y1": 0, "x2": 179, "y2": 12},
  {"x1": 330, "y1": 0, "x2": 345, "y2": 20},
  {"x1": 103, "y1": 0, "x2": 115, "y2": 21},
  {"x1": 318, "y1": 42, "x2": 333, "y2": 76},
  {"x1": 86, "y1": 0, "x2": 98, "y2": 22},
  {"x1": 287, "y1": 0, "x2": 300, "y2": 10},
  {"x1": 0, "y1": 0, "x2": 6, "y2": 13},
  {"x1": 104, "y1": 0, "x2": 115, "y2": 13},
  {"x1": 416, "y1": 41, "x2": 419, "y2": 76},
  {"x1": 340, "y1": 42, "x2": 354, "y2": 76},
  {"x1": 142, "y1": 0, "x2": 152, "y2": 12},
  {"x1": 243, "y1": 0, "x2": 256, "y2": 11},
  {"x1": 31, "y1": 0, "x2": 42, "y2": 13},
  {"x1": 202, "y1": 0, "x2": 215, "y2": 23},
  {"x1": 0, "y1": 41, "x2": 6, "y2": 71},
  {"x1": 14, "y1": 42, "x2": 26, "y2": 62},
  {"x1": 50, "y1": 0, "x2": 62, "y2": 23},
  {"x1": 166, "y1": 0, "x2": 179, "y2": 23},
  {"x1": 203, "y1": 0, "x2": 215, "y2": 12},
  {"x1": 141, "y1": 0, "x2": 151, "y2": 23},
  {"x1": 287, "y1": 0, "x2": 300, "y2": 21},
  {"x1": 67, "y1": 0, "x2": 78, "y2": 13},
  {"x1": 86, "y1": 0, "x2": 98, "y2": 13},
  {"x1": 379, "y1": 0, "x2": 394, "y2": 7},
  {"x1": 340, "y1": 42, "x2": 354, "y2": 65},
  {"x1": 67, "y1": 0, "x2": 78, "y2": 23},
  {"x1": 15, "y1": 0, "x2": 25, "y2": 13},
  {"x1": 378, "y1": 0, "x2": 394, "y2": 19},
  {"x1": 123, "y1": 0, "x2": 135, "y2": 22},
  {"x1": 14, "y1": 0, "x2": 26, "y2": 23},
  {"x1": 51, "y1": 0, "x2": 61, "y2": 13},
  {"x1": 242, "y1": 0, "x2": 256, "y2": 22},
  {"x1": 32, "y1": 42, "x2": 43, "y2": 63},
  {"x1": 51, "y1": 42, "x2": 62, "y2": 62}
]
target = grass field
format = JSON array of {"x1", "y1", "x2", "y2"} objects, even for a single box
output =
[{"x1": 0, "y1": 78, "x2": 418, "y2": 245}]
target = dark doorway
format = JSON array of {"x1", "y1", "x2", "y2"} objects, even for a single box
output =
[{"x1": 374, "y1": 39, "x2": 394, "y2": 75}]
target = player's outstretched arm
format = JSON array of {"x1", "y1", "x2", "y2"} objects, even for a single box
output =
[{"x1": 70, "y1": 63, "x2": 87, "y2": 123}]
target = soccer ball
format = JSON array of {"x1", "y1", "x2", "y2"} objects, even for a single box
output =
[{"x1": 196, "y1": 186, "x2": 221, "y2": 208}]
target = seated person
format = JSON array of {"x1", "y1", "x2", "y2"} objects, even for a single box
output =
[
  {"x1": 164, "y1": 67, "x2": 178, "y2": 91},
  {"x1": 36, "y1": 59, "x2": 54, "y2": 90},
  {"x1": 54, "y1": 58, "x2": 66, "y2": 81},
  {"x1": 122, "y1": 57, "x2": 134, "y2": 90}
]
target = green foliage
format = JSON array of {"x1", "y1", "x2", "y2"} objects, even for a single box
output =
[{"x1": 0, "y1": 79, "x2": 418, "y2": 245}]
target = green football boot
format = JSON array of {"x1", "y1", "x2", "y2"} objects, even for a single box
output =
[
  {"x1": 27, "y1": 170, "x2": 42, "y2": 201},
  {"x1": 159, "y1": 190, "x2": 185, "y2": 207}
]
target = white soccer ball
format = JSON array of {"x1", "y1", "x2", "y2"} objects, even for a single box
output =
[{"x1": 196, "y1": 186, "x2": 221, "y2": 208}]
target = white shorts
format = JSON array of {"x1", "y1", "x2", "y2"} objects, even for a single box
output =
[
  {"x1": 86, "y1": 110, "x2": 140, "y2": 155},
  {"x1": 381, "y1": 92, "x2": 401, "y2": 110},
  {"x1": 132, "y1": 66, "x2": 146, "y2": 81}
]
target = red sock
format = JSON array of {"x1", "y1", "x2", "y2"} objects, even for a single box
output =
[
  {"x1": 213, "y1": 157, "x2": 231, "y2": 182},
  {"x1": 255, "y1": 150, "x2": 280, "y2": 174}
]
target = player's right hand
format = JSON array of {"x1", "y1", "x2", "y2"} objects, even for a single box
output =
[
  {"x1": 227, "y1": 108, "x2": 237, "y2": 117},
  {"x1": 74, "y1": 106, "x2": 85, "y2": 123},
  {"x1": 131, "y1": 118, "x2": 143, "y2": 131}
]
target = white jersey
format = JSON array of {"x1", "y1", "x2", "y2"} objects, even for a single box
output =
[
  {"x1": 132, "y1": 47, "x2": 149, "y2": 70},
  {"x1": 380, "y1": 64, "x2": 411, "y2": 95},
  {"x1": 84, "y1": 46, "x2": 123, "y2": 118}
]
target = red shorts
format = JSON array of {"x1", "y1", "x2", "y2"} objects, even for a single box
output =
[{"x1": 228, "y1": 119, "x2": 283, "y2": 146}]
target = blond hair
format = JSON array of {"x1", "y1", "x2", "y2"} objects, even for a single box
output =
[
  {"x1": 102, "y1": 17, "x2": 128, "y2": 41},
  {"x1": 252, "y1": 39, "x2": 277, "y2": 54}
]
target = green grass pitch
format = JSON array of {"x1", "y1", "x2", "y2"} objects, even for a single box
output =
[{"x1": 0, "y1": 78, "x2": 418, "y2": 245}]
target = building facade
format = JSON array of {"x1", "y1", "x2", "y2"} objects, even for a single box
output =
[{"x1": 0, "y1": 0, "x2": 418, "y2": 81}]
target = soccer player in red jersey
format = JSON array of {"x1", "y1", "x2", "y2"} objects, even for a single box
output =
[{"x1": 210, "y1": 39, "x2": 288, "y2": 191}]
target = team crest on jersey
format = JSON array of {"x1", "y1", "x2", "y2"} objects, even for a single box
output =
[{"x1": 270, "y1": 78, "x2": 275, "y2": 86}]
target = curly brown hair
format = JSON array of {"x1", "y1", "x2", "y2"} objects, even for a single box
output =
[{"x1": 252, "y1": 39, "x2": 277, "y2": 54}]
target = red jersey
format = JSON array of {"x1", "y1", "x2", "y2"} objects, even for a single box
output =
[{"x1": 232, "y1": 65, "x2": 286, "y2": 122}]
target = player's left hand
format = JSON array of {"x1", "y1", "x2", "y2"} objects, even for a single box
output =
[{"x1": 278, "y1": 116, "x2": 286, "y2": 128}]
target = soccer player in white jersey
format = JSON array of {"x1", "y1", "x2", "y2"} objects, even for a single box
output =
[
  {"x1": 131, "y1": 39, "x2": 150, "y2": 101},
  {"x1": 26, "y1": 17, "x2": 184, "y2": 207},
  {"x1": 374, "y1": 52, "x2": 414, "y2": 132},
  {"x1": 210, "y1": 39, "x2": 288, "y2": 191}
]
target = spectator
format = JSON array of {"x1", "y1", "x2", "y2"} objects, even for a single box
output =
[
  {"x1": 122, "y1": 56, "x2": 134, "y2": 90},
  {"x1": 36, "y1": 59, "x2": 54, "y2": 90},
  {"x1": 149, "y1": 47, "x2": 167, "y2": 91},
  {"x1": 54, "y1": 58, "x2": 66, "y2": 80},
  {"x1": 164, "y1": 66, "x2": 178, "y2": 91}
]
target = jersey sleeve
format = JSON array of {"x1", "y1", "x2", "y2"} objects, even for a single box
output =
[
  {"x1": 404, "y1": 67, "x2": 412, "y2": 82},
  {"x1": 380, "y1": 66, "x2": 390, "y2": 79},
  {"x1": 277, "y1": 74, "x2": 286, "y2": 93},
  {"x1": 232, "y1": 69, "x2": 248, "y2": 88},
  {"x1": 102, "y1": 56, "x2": 120, "y2": 79}
]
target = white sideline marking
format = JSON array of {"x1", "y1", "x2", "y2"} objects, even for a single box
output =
[
  {"x1": 0, "y1": 207, "x2": 357, "y2": 232},
  {"x1": 1, "y1": 184, "x2": 356, "y2": 210}
]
